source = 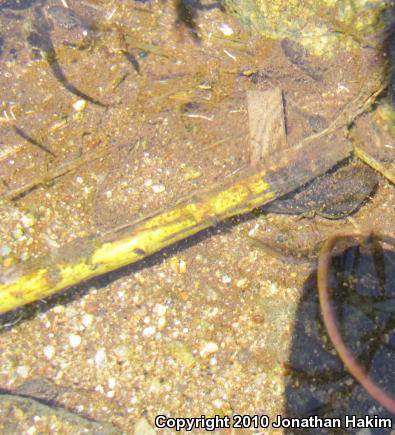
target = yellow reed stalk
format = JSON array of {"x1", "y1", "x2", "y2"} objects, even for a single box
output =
[{"x1": 0, "y1": 134, "x2": 350, "y2": 314}]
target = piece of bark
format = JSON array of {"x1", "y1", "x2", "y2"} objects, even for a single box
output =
[{"x1": 247, "y1": 88, "x2": 287, "y2": 167}]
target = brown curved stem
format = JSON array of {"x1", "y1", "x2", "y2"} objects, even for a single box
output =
[{"x1": 317, "y1": 230, "x2": 395, "y2": 414}]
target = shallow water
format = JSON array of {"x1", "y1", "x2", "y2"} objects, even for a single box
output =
[{"x1": 0, "y1": 0, "x2": 394, "y2": 433}]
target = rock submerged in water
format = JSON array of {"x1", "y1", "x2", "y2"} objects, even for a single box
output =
[{"x1": 225, "y1": 0, "x2": 392, "y2": 57}]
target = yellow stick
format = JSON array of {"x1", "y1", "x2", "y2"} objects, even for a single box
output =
[{"x1": 0, "y1": 135, "x2": 350, "y2": 314}]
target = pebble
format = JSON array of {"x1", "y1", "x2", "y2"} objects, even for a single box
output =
[
  {"x1": 219, "y1": 23, "x2": 234, "y2": 36},
  {"x1": 200, "y1": 341, "x2": 219, "y2": 357},
  {"x1": 209, "y1": 357, "x2": 217, "y2": 366},
  {"x1": 108, "y1": 377, "x2": 116, "y2": 389},
  {"x1": 221, "y1": 274, "x2": 231, "y2": 284},
  {"x1": 69, "y1": 334, "x2": 82, "y2": 348},
  {"x1": 20, "y1": 213, "x2": 35, "y2": 228},
  {"x1": 153, "y1": 303, "x2": 167, "y2": 316},
  {"x1": 16, "y1": 365, "x2": 29, "y2": 378},
  {"x1": 113, "y1": 345, "x2": 130, "y2": 359},
  {"x1": 73, "y1": 99, "x2": 87, "y2": 112},
  {"x1": 143, "y1": 326, "x2": 156, "y2": 337},
  {"x1": 53, "y1": 305, "x2": 65, "y2": 314},
  {"x1": 43, "y1": 345, "x2": 55, "y2": 359},
  {"x1": 148, "y1": 377, "x2": 161, "y2": 395},
  {"x1": 212, "y1": 398, "x2": 223, "y2": 408},
  {"x1": 94, "y1": 348, "x2": 107, "y2": 367},
  {"x1": 81, "y1": 313, "x2": 94, "y2": 328},
  {"x1": 0, "y1": 245, "x2": 11, "y2": 256},
  {"x1": 152, "y1": 184, "x2": 165, "y2": 193},
  {"x1": 184, "y1": 168, "x2": 202, "y2": 180}
]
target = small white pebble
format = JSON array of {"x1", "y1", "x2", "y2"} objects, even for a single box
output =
[
  {"x1": 43, "y1": 345, "x2": 55, "y2": 360},
  {"x1": 105, "y1": 190, "x2": 112, "y2": 199},
  {"x1": 152, "y1": 184, "x2": 165, "y2": 193},
  {"x1": 200, "y1": 341, "x2": 219, "y2": 357},
  {"x1": 222, "y1": 274, "x2": 231, "y2": 284},
  {"x1": 16, "y1": 365, "x2": 29, "y2": 378},
  {"x1": 69, "y1": 334, "x2": 82, "y2": 348},
  {"x1": 0, "y1": 245, "x2": 11, "y2": 256},
  {"x1": 143, "y1": 326, "x2": 156, "y2": 337},
  {"x1": 76, "y1": 176, "x2": 83, "y2": 184},
  {"x1": 108, "y1": 377, "x2": 116, "y2": 389},
  {"x1": 73, "y1": 99, "x2": 87, "y2": 111},
  {"x1": 94, "y1": 348, "x2": 107, "y2": 367},
  {"x1": 268, "y1": 282, "x2": 279, "y2": 295},
  {"x1": 219, "y1": 23, "x2": 234, "y2": 36},
  {"x1": 81, "y1": 314, "x2": 94, "y2": 328},
  {"x1": 153, "y1": 303, "x2": 167, "y2": 316},
  {"x1": 53, "y1": 305, "x2": 65, "y2": 314},
  {"x1": 212, "y1": 398, "x2": 223, "y2": 409},
  {"x1": 144, "y1": 178, "x2": 153, "y2": 187},
  {"x1": 20, "y1": 214, "x2": 35, "y2": 228},
  {"x1": 337, "y1": 84, "x2": 350, "y2": 93},
  {"x1": 113, "y1": 345, "x2": 129, "y2": 359}
]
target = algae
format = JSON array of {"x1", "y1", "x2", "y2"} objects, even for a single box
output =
[{"x1": 226, "y1": 0, "x2": 392, "y2": 56}]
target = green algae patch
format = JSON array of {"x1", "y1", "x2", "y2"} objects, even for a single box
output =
[{"x1": 226, "y1": 0, "x2": 391, "y2": 57}]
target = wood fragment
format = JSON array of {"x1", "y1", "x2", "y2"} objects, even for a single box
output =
[{"x1": 247, "y1": 88, "x2": 287, "y2": 167}]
